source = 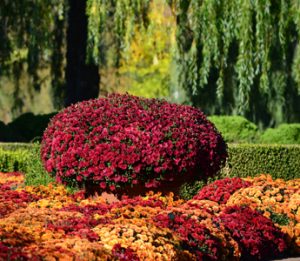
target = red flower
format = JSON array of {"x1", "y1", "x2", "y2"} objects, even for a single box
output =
[
  {"x1": 100, "y1": 182, "x2": 106, "y2": 189},
  {"x1": 193, "y1": 177, "x2": 252, "y2": 204},
  {"x1": 215, "y1": 205, "x2": 287, "y2": 260}
]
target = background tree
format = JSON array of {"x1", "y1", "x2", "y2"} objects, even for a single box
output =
[
  {"x1": 101, "y1": 0, "x2": 175, "y2": 100},
  {"x1": 0, "y1": 0, "x2": 150, "y2": 120},
  {"x1": 65, "y1": 0, "x2": 99, "y2": 106},
  {"x1": 1, "y1": 0, "x2": 300, "y2": 128},
  {"x1": 169, "y1": 0, "x2": 300, "y2": 127}
]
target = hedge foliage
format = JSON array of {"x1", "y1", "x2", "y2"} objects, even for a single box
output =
[
  {"x1": 0, "y1": 147, "x2": 30, "y2": 173},
  {"x1": 223, "y1": 144, "x2": 300, "y2": 180},
  {"x1": 180, "y1": 144, "x2": 300, "y2": 199},
  {"x1": 0, "y1": 143, "x2": 55, "y2": 186},
  {"x1": 208, "y1": 116, "x2": 300, "y2": 145},
  {"x1": 259, "y1": 124, "x2": 300, "y2": 144},
  {"x1": 208, "y1": 115, "x2": 259, "y2": 143}
]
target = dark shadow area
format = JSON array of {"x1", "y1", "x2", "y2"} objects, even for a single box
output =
[{"x1": 0, "y1": 112, "x2": 56, "y2": 142}]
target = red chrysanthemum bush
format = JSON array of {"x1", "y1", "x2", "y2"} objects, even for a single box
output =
[
  {"x1": 215, "y1": 205, "x2": 288, "y2": 260},
  {"x1": 153, "y1": 211, "x2": 223, "y2": 260},
  {"x1": 193, "y1": 177, "x2": 252, "y2": 204},
  {"x1": 41, "y1": 94, "x2": 227, "y2": 194}
]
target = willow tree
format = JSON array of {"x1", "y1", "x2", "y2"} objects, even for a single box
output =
[
  {"x1": 167, "y1": 0, "x2": 300, "y2": 126},
  {"x1": 0, "y1": 1, "x2": 67, "y2": 116},
  {"x1": 0, "y1": 0, "x2": 150, "y2": 113}
]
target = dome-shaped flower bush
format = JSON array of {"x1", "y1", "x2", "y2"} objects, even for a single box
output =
[{"x1": 41, "y1": 94, "x2": 227, "y2": 193}]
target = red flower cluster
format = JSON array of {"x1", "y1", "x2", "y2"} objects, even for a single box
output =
[
  {"x1": 153, "y1": 211, "x2": 222, "y2": 260},
  {"x1": 0, "y1": 242, "x2": 29, "y2": 261},
  {"x1": 193, "y1": 177, "x2": 252, "y2": 204},
  {"x1": 41, "y1": 93, "x2": 227, "y2": 193},
  {"x1": 215, "y1": 205, "x2": 287, "y2": 260},
  {"x1": 0, "y1": 189, "x2": 40, "y2": 217},
  {"x1": 47, "y1": 216, "x2": 101, "y2": 242},
  {"x1": 112, "y1": 244, "x2": 140, "y2": 261}
]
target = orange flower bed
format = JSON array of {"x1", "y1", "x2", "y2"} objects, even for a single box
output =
[{"x1": 0, "y1": 172, "x2": 299, "y2": 260}]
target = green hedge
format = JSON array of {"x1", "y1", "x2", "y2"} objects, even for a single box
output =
[
  {"x1": 222, "y1": 144, "x2": 300, "y2": 180},
  {"x1": 259, "y1": 124, "x2": 300, "y2": 144},
  {"x1": 0, "y1": 143, "x2": 35, "y2": 173},
  {"x1": 0, "y1": 143, "x2": 55, "y2": 186},
  {"x1": 0, "y1": 142, "x2": 34, "y2": 151},
  {"x1": 208, "y1": 115, "x2": 259, "y2": 143},
  {"x1": 180, "y1": 143, "x2": 300, "y2": 199},
  {"x1": 0, "y1": 148, "x2": 30, "y2": 173}
]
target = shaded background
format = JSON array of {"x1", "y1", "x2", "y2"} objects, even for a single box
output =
[{"x1": 0, "y1": 0, "x2": 300, "y2": 129}]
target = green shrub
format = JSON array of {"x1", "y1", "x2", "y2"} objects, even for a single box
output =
[
  {"x1": 208, "y1": 115, "x2": 259, "y2": 143},
  {"x1": 223, "y1": 144, "x2": 300, "y2": 180},
  {"x1": 0, "y1": 142, "x2": 34, "y2": 151},
  {"x1": 179, "y1": 175, "x2": 223, "y2": 200},
  {"x1": 260, "y1": 124, "x2": 300, "y2": 144},
  {"x1": 0, "y1": 142, "x2": 80, "y2": 192},
  {"x1": 24, "y1": 143, "x2": 55, "y2": 186},
  {"x1": 0, "y1": 148, "x2": 30, "y2": 173}
]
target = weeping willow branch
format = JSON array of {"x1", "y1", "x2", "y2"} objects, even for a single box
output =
[
  {"x1": 168, "y1": 0, "x2": 299, "y2": 122},
  {"x1": 86, "y1": 0, "x2": 150, "y2": 67}
]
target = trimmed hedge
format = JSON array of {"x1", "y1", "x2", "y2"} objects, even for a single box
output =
[
  {"x1": 0, "y1": 142, "x2": 34, "y2": 151},
  {"x1": 180, "y1": 143, "x2": 300, "y2": 199},
  {"x1": 223, "y1": 144, "x2": 300, "y2": 180},
  {"x1": 0, "y1": 143, "x2": 34, "y2": 173},
  {"x1": 0, "y1": 143, "x2": 55, "y2": 186}
]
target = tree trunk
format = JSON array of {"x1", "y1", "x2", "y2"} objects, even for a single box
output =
[{"x1": 65, "y1": 0, "x2": 100, "y2": 107}]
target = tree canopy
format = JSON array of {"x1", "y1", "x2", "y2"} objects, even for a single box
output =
[{"x1": 1, "y1": 0, "x2": 300, "y2": 126}]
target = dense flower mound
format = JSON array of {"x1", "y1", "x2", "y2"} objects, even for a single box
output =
[
  {"x1": 193, "y1": 177, "x2": 252, "y2": 204},
  {"x1": 0, "y1": 172, "x2": 300, "y2": 260},
  {"x1": 94, "y1": 219, "x2": 188, "y2": 260},
  {"x1": 153, "y1": 212, "x2": 222, "y2": 260},
  {"x1": 41, "y1": 93, "x2": 227, "y2": 193},
  {"x1": 216, "y1": 205, "x2": 287, "y2": 260}
]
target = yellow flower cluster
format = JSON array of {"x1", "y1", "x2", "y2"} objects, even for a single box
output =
[
  {"x1": 94, "y1": 219, "x2": 187, "y2": 260},
  {"x1": 23, "y1": 238, "x2": 112, "y2": 261},
  {"x1": 0, "y1": 171, "x2": 24, "y2": 187},
  {"x1": 19, "y1": 184, "x2": 76, "y2": 209}
]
